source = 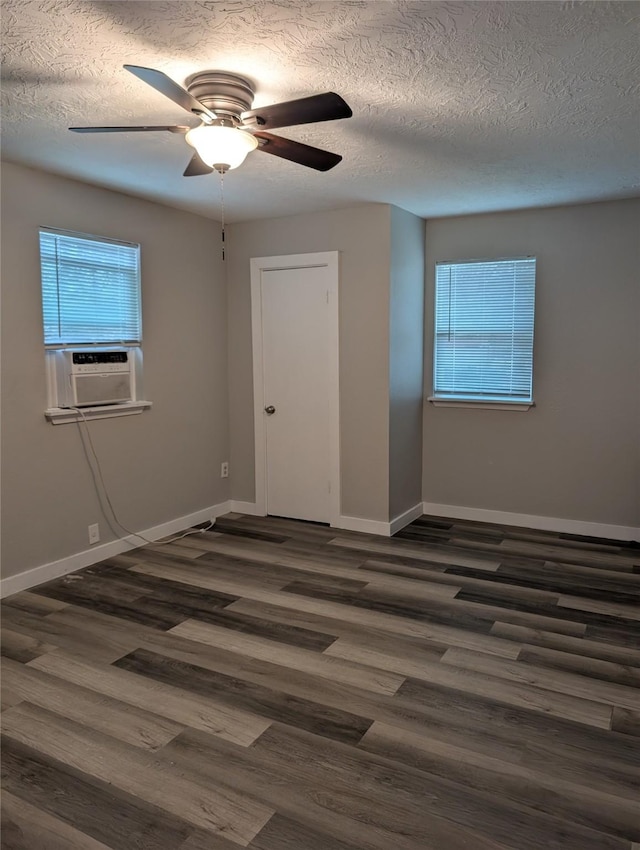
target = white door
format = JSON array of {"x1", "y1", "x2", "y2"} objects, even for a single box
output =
[{"x1": 251, "y1": 253, "x2": 339, "y2": 524}]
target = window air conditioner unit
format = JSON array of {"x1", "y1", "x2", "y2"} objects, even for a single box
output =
[{"x1": 54, "y1": 349, "x2": 134, "y2": 408}]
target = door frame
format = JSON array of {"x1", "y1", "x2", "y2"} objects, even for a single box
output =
[{"x1": 250, "y1": 251, "x2": 340, "y2": 524}]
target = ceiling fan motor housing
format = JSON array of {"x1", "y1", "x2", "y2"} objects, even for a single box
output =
[
  {"x1": 186, "y1": 72, "x2": 255, "y2": 122},
  {"x1": 69, "y1": 64, "x2": 350, "y2": 173}
]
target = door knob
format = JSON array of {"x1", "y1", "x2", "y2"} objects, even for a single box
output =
[{"x1": 264, "y1": 405, "x2": 276, "y2": 415}]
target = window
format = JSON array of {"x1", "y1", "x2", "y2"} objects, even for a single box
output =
[
  {"x1": 40, "y1": 228, "x2": 149, "y2": 422},
  {"x1": 432, "y1": 256, "x2": 536, "y2": 406},
  {"x1": 40, "y1": 228, "x2": 141, "y2": 347}
]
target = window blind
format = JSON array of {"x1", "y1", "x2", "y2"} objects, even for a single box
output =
[
  {"x1": 40, "y1": 228, "x2": 141, "y2": 346},
  {"x1": 433, "y1": 256, "x2": 536, "y2": 402}
]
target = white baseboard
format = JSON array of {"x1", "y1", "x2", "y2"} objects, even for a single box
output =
[
  {"x1": 8, "y1": 498, "x2": 630, "y2": 600},
  {"x1": 229, "y1": 500, "x2": 266, "y2": 516},
  {"x1": 0, "y1": 501, "x2": 233, "y2": 599},
  {"x1": 226, "y1": 503, "x2": 406, "y2": 536},
  {"x1": 334, "y1": 515, "x2": 391, "y2": 536},
  {"x1": 389, "y1": 502, "x2": 425, "y2": 536},
  {"x1": 228, "y1": 505, "x2": 397, "y2": 536},
  {"x1": 228, "y1": 504, "x2": 394, "y2": 535},
  {"x1": 333, "y1": 504, "x2": 423, "y2": 537},
  {"x1": 422, "y1": 502, "x2": 640, "y2": 543}
]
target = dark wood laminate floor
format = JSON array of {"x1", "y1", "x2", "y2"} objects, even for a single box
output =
[{"x1": 1, "y1": 513, "x2": 639, "y2": 850}]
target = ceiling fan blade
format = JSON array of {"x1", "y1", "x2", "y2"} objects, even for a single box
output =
[
  {"x1": 124, "y1": 64, "x2": 216, "y2": 122},
  {"x1": 242, "y1": 92, "x2": 352, "y2": 131},
  {"x1": 183, "y1": 152, "x2": 213, "y2": 177},
  {"x1": 254, "y1": 132, "x2": 342, "y2": 171},
  {"x1": 70, "y1": 125, "x2": 190, "y2": 133}
]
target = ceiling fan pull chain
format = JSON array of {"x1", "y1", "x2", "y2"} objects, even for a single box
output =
[{"x1": 219, "y1": 170, "x2": 225, "y2": 261}]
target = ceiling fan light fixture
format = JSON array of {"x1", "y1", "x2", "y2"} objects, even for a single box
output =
[{"x1": 185, "y1": 124, "x2": 258, "y2": 171}]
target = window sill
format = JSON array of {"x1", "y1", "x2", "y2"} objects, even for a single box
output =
[
  {"x1": 45, "y1": 401, "x2": 152, "y2": 424},
  {"x1": 428, "y1": 397, "x2": 534, "y2": 411}
]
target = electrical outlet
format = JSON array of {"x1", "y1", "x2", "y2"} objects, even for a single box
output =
[
  {"x1": 221, "y1": 461, "x2": 229, "y2": 478},
  {"x1": 88, "y1": 523, "x2": 100, "y2": 545}
]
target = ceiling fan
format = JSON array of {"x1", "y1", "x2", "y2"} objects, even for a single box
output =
[{"x1": 70, "y1": 65, "x2": 352, "y2": 175}]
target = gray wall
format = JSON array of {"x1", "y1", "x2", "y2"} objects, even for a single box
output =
[
  {"x1": 1, "y1": 163, "x2": 229, "y2": 579},
  {"x1": 423, "y1": 199, "x2": 640, "y2": 527},
  {"x1": 226, "y1": 204, "x2": 392, "y2": 522},
  {"x1": 389, "y1": 206, "x2": 425, "y2": 519},
  {"x1": 4, "y1": 160, "x2": 634, "y2": 586}
]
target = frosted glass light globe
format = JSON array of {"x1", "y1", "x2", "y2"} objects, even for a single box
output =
[{"x1": 185, "y1": 125, "x2": 258, "y2": 171}]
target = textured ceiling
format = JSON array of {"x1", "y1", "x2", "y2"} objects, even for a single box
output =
[{"x1": 2, "y1": 0, "x2": 639, "y2": 222}]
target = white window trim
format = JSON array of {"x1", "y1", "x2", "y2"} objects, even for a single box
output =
[
  {"x1": 432, "y1": 255, "x2": 536, "y2": 406},
  {"x1": 428, "y1": 396, "x2": 534, "y2": 411},
  {"x1": 45, "y1": 401, "x2": 152, "y2": 424}
]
